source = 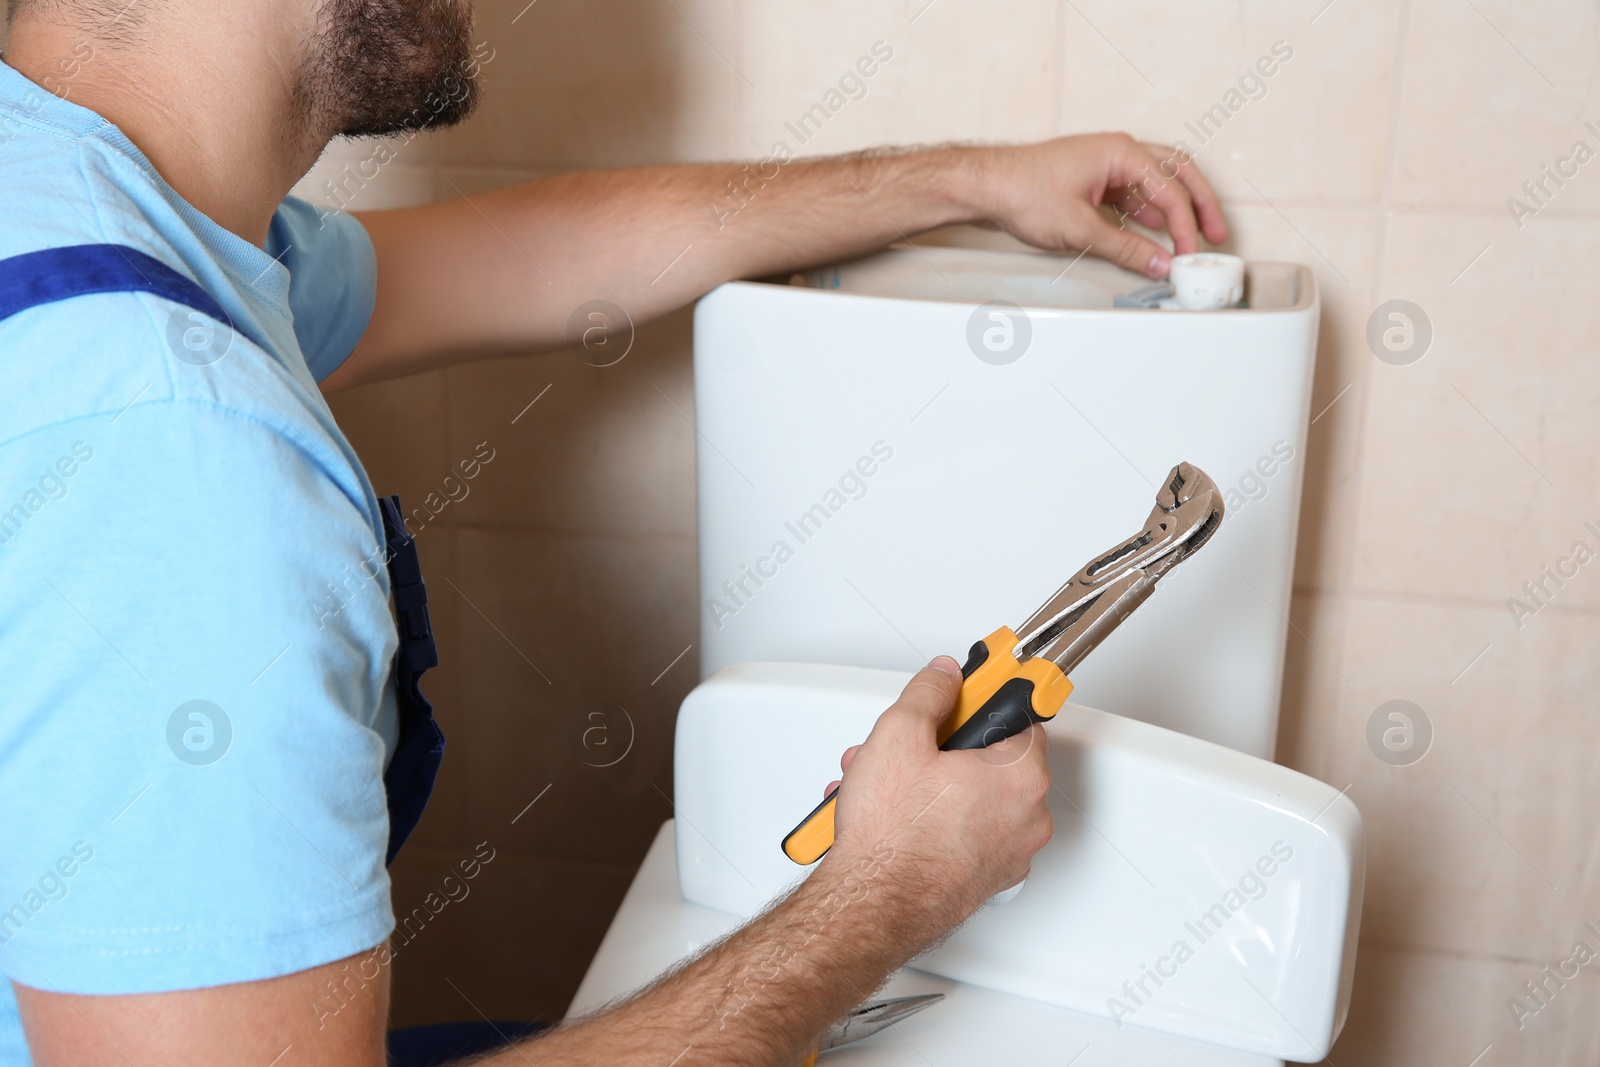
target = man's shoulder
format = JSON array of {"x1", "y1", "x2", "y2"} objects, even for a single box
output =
[
  {"x1": 0, "y1": 186, "x2": 342, "y2": 475},
  {"x1": 0, "y1": 286, "x2": 308, "y2": 459},
  {"x1": 0, "y1": 117, "x2": 219, "y2": 394},
  {"x1": 0, "y1": 107, "x2": 151, "y2": 249}
]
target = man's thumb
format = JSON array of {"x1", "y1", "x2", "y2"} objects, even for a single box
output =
[{"x1": 883, "y1": 657, "x2": 964, "y2": 740}]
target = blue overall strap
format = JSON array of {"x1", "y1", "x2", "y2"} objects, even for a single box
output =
[
  {"x1": 0, "y1": 243, "x2": 236, "y2": 333},
  {"x1": 379, "y1": 495, "x2": 445, "y2": 866}
]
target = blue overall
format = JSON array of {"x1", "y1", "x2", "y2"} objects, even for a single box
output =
[{"x1": 0, "y1": 243, "x2": 443, "y2": 864}]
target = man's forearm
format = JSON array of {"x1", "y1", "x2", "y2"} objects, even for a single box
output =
[
  {"x1": 338, "y1": 148, "x2": 986, "y2": 386},
  {"x1": 484, "y1": 842, "x2": 910, "y2": 1067}
]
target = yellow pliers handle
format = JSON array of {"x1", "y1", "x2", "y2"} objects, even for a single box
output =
[{"x1": 780, "y1": 627, "x2": 1073, "y2": 865}]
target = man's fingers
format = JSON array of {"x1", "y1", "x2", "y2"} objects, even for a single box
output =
[
  {"x1": 1077, "y1": 205, "x2": 1172, "y2": 279},
  {"x1": 1107, "y1": 187, "x2": 1168, "y2": 233},
  {"x1": 825, "y1": 778, "x2": 841, "y2": 797},
  {"x1": 840, "y1": 744, "x2": 861, "y2": 772},
  {"x1": 1123, "y1": 146, "x2": 1200, "y2": 257},
  {"x1": 1141, "y1": 141, "x2": 1227, "y2": 245}
]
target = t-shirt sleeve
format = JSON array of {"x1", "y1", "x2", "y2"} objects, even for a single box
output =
[
  {"x1": 0, "y1": 400, "x2": 397, "y2": 995},
  {"x1": 268, "y1": 197, "x2": 379, "y2": 383}
]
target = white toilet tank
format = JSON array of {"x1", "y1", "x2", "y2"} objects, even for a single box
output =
[{"x1": 692, "y1": 246, "x2": 1319, "y2": 758}]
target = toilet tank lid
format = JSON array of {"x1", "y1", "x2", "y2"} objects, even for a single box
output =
[{"x1": 768, "y1": 245, "x2": 1312, "y2": 313}]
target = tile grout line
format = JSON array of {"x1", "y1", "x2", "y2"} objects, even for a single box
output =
[
  {"x1": 1316, "y1": 0, "x2": 1416, "y2": 785},
  {"x1": 1341, "y1": 584, "x2": 1600, "y2": 617}
]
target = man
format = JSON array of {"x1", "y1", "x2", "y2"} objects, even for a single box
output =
[{"x1": 0, "y1": 0, "x2": 1227, "y2": 1063}]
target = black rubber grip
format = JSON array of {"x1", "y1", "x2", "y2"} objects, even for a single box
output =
[
  {"x1": 939, "y1": 676, "x2": 1045, "y2": 751},
  {"x1": 959, "y1": 639, "x2": 990, "y2": 679}
]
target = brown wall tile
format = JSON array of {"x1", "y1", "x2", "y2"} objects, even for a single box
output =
[{"x1": 387, "y1": 846, "x2": 637, "y2": 1026}]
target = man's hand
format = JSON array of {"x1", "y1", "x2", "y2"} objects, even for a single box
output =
[
  {"x1": 957, "y1": 133, "x2": 1228, "y2": 279},
  {"x1": 823, "y1": 657, "x2": 1052, "y2": 943},
  {"x1": 332, "y1": 134, "x2": 1229, "y2": 389}
]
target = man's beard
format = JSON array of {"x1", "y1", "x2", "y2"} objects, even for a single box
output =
[{"x1": 304, "y1": 0, "x2": 481, "y2": 138}]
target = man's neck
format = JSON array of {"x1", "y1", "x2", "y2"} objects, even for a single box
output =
[{"x1": 6, "y1": 7, "x2": 331, "y2": 246}]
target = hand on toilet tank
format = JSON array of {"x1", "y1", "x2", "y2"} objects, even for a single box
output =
[
  {"x1": 326, "y1": 132, "x2": 1230, "y2": 389},
  {"x1": 965, "y1": 132, "x2": 1229, "y2": 280},
  {"x1": 822, "y1": 656, "x2": 1055, "y2": 934}
]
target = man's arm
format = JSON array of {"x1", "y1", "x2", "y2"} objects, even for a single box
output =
[
  {"x1": 489, "y1": 658, "x2": 1052, "y2": 1066},
  {"x1": 325, "y1": 134, "x2": 1225, "y2": 389},
  {"x1": 16, "y1": 659, "x2": 1050, "y2": 1066},
  {"x1": 14, "y1": 950, "x2": 393, "y2": 1066}
]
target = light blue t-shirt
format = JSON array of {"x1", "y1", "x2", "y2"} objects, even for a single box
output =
[{"x1": 0, "y1": 59, "x2": 400, "y2": 1062}]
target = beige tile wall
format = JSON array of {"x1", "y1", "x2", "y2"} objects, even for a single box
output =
[{"x1": 301, "y1": 0, "x2": 1600, "y2": 1060}]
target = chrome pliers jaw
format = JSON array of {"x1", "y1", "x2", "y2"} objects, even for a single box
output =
[
  {"x1": 1014, "y1": 462, "x2": 1225, "y2": 675},
  {"x1": 818, "y1": 993, "x2": 944, "y2": 1052}
]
